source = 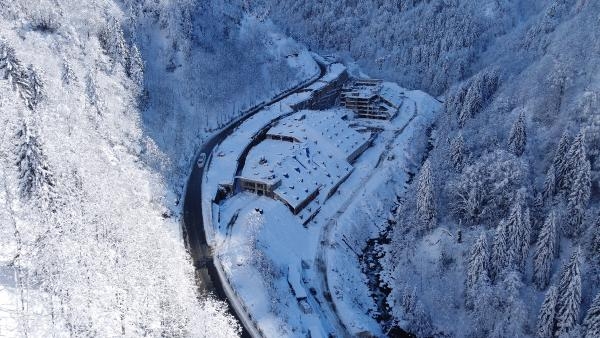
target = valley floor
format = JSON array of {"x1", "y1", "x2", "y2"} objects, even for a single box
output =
[{"x1": 203, "y1": 81, "x2": 440, "y2": 336}]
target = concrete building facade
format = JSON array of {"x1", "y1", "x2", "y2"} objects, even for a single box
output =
[{"x1": 340, "y1": 79, "x2": 404, "y2": 120}]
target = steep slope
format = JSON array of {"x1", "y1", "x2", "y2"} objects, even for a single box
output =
[
  {"x1": 0, "y1": 0, "x2": 315, "y2": 336},
  {"x1": 0, "y1": 1, "x2": 240, "y2": 336},
  {"x1": 259, "y1": 0, "x2": 600, "y2": 336},
  {"x1": 124, "y1": 0, "x2": 318, "y2": 193}
]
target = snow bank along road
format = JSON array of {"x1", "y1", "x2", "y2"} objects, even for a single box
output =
[{"x1": 182, "y1": 57, "x2": 327, "y2": 337}]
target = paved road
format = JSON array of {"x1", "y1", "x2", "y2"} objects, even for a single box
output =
[{"x1": 182, "y1": 60, "x2": 326, "y2": 337}]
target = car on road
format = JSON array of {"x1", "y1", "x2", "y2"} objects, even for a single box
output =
[
  {"x1": 197, "y1": 153, "x2": 207, "y2": 169},
  {"x1": 299, "y1": 299, "x2": 312, "y2": 314}
]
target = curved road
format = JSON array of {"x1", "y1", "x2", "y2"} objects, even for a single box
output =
[{"x1": 182, "y1": 59, "x2": 326, "y2": 337}]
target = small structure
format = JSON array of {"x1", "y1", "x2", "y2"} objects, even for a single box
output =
[
  {"x1": 237, "y1": 175, "x2": 280, "y2": 197},
  {"x1": 287, "y1": 265, "x2": 312, "y2": 314},
  {"x1": 340, "y1": 79, "x2": 403, "y2": 120}
]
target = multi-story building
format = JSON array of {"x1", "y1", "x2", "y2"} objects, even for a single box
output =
[{"x1": 340, "y1": 79, "x2": 404, "y2": 120}]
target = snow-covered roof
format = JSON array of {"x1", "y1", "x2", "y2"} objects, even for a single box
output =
[
  {"x1": 280, "y1": 91, "x2": 313, "y2": 110},
  {"x1": 305, "y1": 80, "x2": 329, "y2": 92},
  {"x1": 267, "y1": 109, "x2": 370, "y2": 161},
  {"x1": 320, "y1": 63, "x2": 347, "y2": 83},
  {"x1": 379, "y1": 82, "x2": 404, "y2": 108},
  {"x1": 305, "y1": 64, "x2": 346, "y2": 92},
  {"x1": 238, "y1": 109, "x2": 368, "y2": 212},
  {"x1": 343, "y1": 80, "x2": 404, "y2": 109},
  {"x1": 342, "y1": 85, "x2": 378, "y2": 100},
  {"x1": 210, "y1": 104, "x2": 296, "y2": 189},
  {"x1": 240, "y1": 139, "x2": 352, "y2": 211}
]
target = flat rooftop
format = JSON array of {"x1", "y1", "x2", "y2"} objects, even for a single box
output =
[
  {"x1": 267, "y1": 109, "x2": 371, "y2": 161},
  {"x1": 240, "y1": 139, "x2": 352, "y2": 211},
  {"x1": 240, "y1": 109, "x2": 366, "y2": 212}
]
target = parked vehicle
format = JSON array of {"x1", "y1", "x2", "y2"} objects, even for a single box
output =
[
  {"x1": 197, "y1": 153, "x2": 207, "y2": 168},
  {"x1": 299, "y1": 299, "x2": 312, "y2": 314}
]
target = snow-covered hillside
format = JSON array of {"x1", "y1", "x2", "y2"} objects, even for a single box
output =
[
  {"x1": 256, "y1": 1, "x2": 600, "y2": 336},
  {"x1": 128, "y1": 0, "x2": 318, "y2": 193},
  {"x1": 0, "y1": 0, "x2": 314, "y2": 336},
  {"x1": 3, "y1": 0, "x2": 600, "y2": 337}
]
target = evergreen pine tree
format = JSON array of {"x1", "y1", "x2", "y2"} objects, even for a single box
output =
[
  {"x1": 127, "y1": 44, "x2": 144, "y2": 88},
  {"x1": 563, "y1": 130, "x2": 589, "y2": 195},
  {"x1": 543, "y1": 165, "x2": 557, "y2": 201},
  {"x1": 86, "y1": 71, "x2": 99, "y2": 107},
  {"x1": 62, "y1": 60, "x2": 77, "y2": 85},
  {"x1": 508, "y1": 111, "x2": 527, "y2": 156},
  {"x1": 507, "y1": 193, "x2": 526, "y2": 268},
  {"x1": 556, "y1": 248, "x2": 582, "y2": 336},
  {"x1": 416, "y1": 159, "x2": 436, "y2": 232},
  {"x1": 450, "y1": 132, "x2": 466, "y2": 171},
  {"x1": 554, "y1": 131, "x2": 572, "y2": 192},
  {"x1": 564, "y1": 132, "x2": 591, "y2": 237},
  {"x1": 584, "y1": 292, "x2": 600, "y2": 338},
  {"x1": 25, "y1": 65, "x2": 45, "y2": 109},
  {"x1": 458, "y1": 89, "x2": 480, "y2": 127},
  {"x1": 99, "y1": 19, "x2": 129, "y2": 67},
  {"x1": 517, "y1": 207, "x2": 531, "y2": 271},
  {"x1": 0, "y1": 42, "x2": 23, "y2": 84},
  {"x1": 533, "y1": 211, "x2": 557, "y2": 289},
  {"x1": 488, "y1": 270, "x2": 527, "y2": 338},
  {"x1": 13, "y1": 66, "x2": 33, "y2": 106},
  {"x1": 0, "y1": 44, "x2": 35, "y2": 108},
  {"x1": 491, "y1": 220, "x2": 510, "y2": 280},
  {"x1": 504, "y1": 204, "x2": 520, "y2": 270},
  {"x1": 14, "y1": 121, "x2": 55, "y2": 201},
  {"x1": 590, "y1": 217, "x2": 600, "y2": 269},
  {"x1": 536, "y1": 285, "x2": 558, "y2": 338},
  {"x1": 491, "y1": 192, "x2": 529, "y2": 279},
  {"x1": 466, "y1": 232, "x2": 489, "y2": 291}
]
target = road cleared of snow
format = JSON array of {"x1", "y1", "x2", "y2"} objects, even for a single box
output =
[{"x1": 206, "y1": 78, "x2": 441, "y2": 336}]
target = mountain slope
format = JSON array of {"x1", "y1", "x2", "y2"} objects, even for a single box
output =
[
  {"x1": 0, "y1": 0, "x2": 315, "y2": 336},
  {"x1": 259, "y1": 0, "x2": 600, "y2": 336}
]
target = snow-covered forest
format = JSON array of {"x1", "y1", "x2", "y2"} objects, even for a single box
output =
[
  {"x1": 0, "y1": 0, "x2": 313, "y2": 336},
  {"x1": 253, "y1": 0, "x2": 600, "y2": 336},
  {"x1": 2, "y1": 0, "x2": 600, "y2": 337}
]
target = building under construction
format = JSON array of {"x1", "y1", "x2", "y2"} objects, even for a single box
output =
[{"x1": 340, "y1": 79, "x2": 404, "y2": 120}]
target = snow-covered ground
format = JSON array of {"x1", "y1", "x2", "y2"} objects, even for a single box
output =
[
  {"x1": 1, "y1": 2, "x2": 321, "y2": 337},
  {"x1": 203, "y1": 77, "x2": 441, "y2": 335},
  {"x1": 326, "y1": 90, "x2": 440, "y2": 335},
  {"x1": 0, "y1": 249, "x2": 18, "y2": 336}
]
